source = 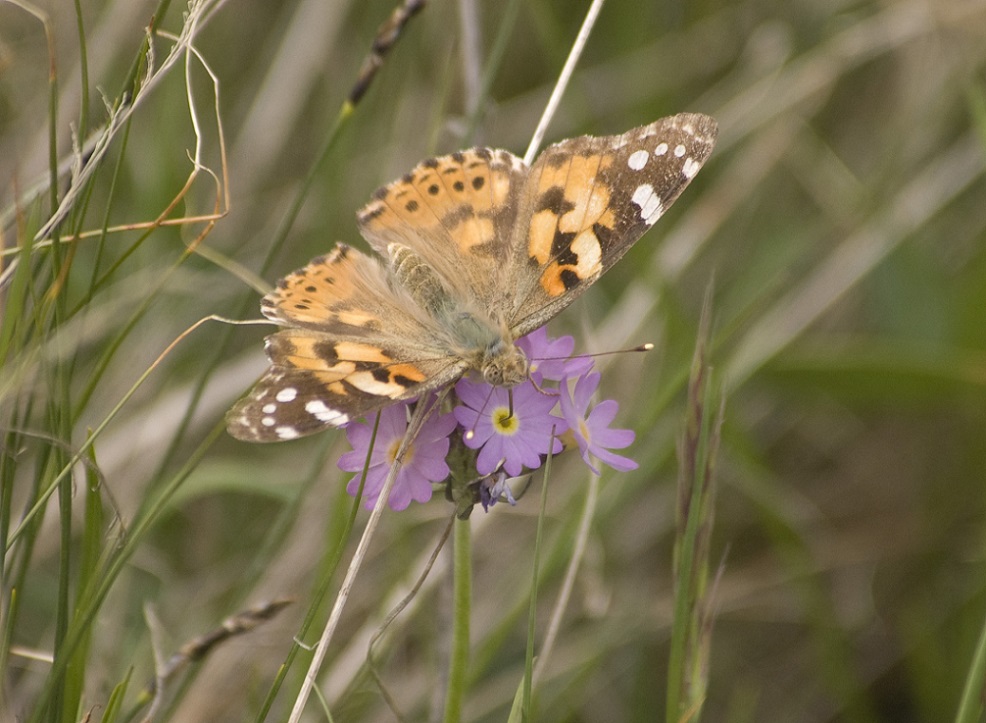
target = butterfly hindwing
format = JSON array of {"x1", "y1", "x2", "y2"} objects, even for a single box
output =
[
  {"x1": 227, "y1": 245, "x2": 466, "y2": 441},
  {"x1": 260, "y1": 243, "x2": 430, "y2": 335},
  {"x1": 356, "y1": 147, "x2": 529, "y2": 310}
]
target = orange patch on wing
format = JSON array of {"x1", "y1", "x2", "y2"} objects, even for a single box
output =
[
  {"x1": 536, "y1": 159, "x2": 571, "y2": 194},
  {"x1": 348, "y1": 371, "x2": 405, "y2": 397},
  {"x1": 333, "y1": 309, "x2": 378, "y2": 327},
  {"x1": 333, "y1": 341, "x2": 393, "y2": 363},
  {"x1": 462, "y1": 163, "x2": 493, "y2": 213},
  {"x1": 450, "y1": 216, "x2": 495, "y2": 251},
  {"x1": 556, "y1": 154, "x2": 617, "y2": 234},
  {"x1": 559, "y1": 183, "x2": 609, "y2": 233},
  {"x1": 319, "y1": 377, "x2": 348, "y2": 396},
  {"x1": 527, "y1": 209, "x2": 559, "y2": 264},
  {"x1": 490, "y1": 168, "x2": 513, "y2": 206},
  {"x1": 388, "y1": 363, "x2": 427, "y2": 383},
  {"x1": 434, "y1": 158, "x2": 467, "y2": 198},
  {"x1": 562, "y1": 154, "x2": 602, "y2": 194},
  {"x1": 539, "y1": 265, "x2": 568, "y2": 297}
]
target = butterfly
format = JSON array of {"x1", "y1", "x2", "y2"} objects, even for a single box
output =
[{"x1": 227, "y1": 113, "x2": 718, "y2": 442}]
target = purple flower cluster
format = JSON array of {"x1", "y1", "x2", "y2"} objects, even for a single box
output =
[{"x1": 338, "y1": 327, "x2": 638, "y2": 510}]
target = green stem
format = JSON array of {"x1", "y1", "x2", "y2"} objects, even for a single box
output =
[{"x1": 444, "y1": 517, "x2": 472, "y2": 723}]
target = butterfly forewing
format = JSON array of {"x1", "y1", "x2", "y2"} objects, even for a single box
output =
[
  {"x1": 506, "y1": 113, "x2": 718, "y2": 336},
  {"x1": 226, "y1": 329, "x2": 468, "y2": 442}
]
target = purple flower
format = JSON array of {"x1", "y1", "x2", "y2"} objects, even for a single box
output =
[
  {"x1": 560, "y1": 372, "x2": 638, "y2": 474},
  {"x1": 516, "y1": 327, "x2": 594, "y2": 382},
  {"x1": 338, "y1": 403, "x2": 458, "y2": 510},
  {"x1": 453, "y1": 378, "x2": 567, "y2": 477},
  {"x1": 478, "y1": 471, "x2": 517, "y2": 512}
]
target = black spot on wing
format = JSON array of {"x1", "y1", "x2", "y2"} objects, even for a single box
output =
[
  {"x1": 551, "y1": 232, "x2": 578, "y2": 265},
  {"x1": 535, "y1": 186, "x2": 574, "y2": 215},
  {"x1": 314, "y1": 341, "x2": 337, "y2": 362},
  {"x1": 559, "y1": 268, "x2": 581, "y2": 291}
]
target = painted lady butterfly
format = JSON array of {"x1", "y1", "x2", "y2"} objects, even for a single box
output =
[{"x1": 228, "y1": 113, "x2": 718, "y2": 442}]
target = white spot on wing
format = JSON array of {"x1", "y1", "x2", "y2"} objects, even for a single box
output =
[
  {"x1": 674, "y1": 144, "x2": 686, "y2": 158},
  {"x1": 305, "y1": 399, "x2": 345, "y2": 423},
  {"x1": 655, "y1": 142, "x2": 668, "y2": 156},
  {"x1": 261, "y1": 416, "x2": 276, "y2": 427},
  {"x1": 262, "y1": 403, "x2": 277, "y2": 414},
  {"x1": 276, "y1": 387, "x2": 297, "y2": 402},
  {"x1": 276, "y1": 426, "x2": 300, "y2": 440},
  {"x1": 631, "y1": 184, "x2": 663, "y2": 225},
  {"x1": 682, "y1": 157, "x2": 700, "y2": 179},
  {"x1": 628, "y1": 150, "x2": 649, "y2": 170}
]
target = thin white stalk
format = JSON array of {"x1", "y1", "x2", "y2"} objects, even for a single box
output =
[
  {"x1": 533, "y1": 470, "x2": 599, "y2": 684},
  {"x1": 458, "y1": 0, "x2": 482, "y2": 117},
  {"x1": 523, "y1": 0, "x2": 607, "y2": 164}
]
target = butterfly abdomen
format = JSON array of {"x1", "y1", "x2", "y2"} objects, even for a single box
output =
[{"x1": 387, "y1": 241, "x2": 453, "y2": 315}]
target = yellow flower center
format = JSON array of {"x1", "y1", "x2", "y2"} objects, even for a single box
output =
[
  {"x1": 388, "y1": 439, "x2": 414, "y2": 464},
  {"x1": 492, "y1": 407, "x2": 520, "y2": 435},
  {"x1": 578, "y1": 418, "x2": 590, "y2": 444}
]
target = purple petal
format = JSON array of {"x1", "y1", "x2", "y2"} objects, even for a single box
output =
[
  {"x1": 454, "y1": 378, "x2": 493, "y2": 409},
  {"x1": 348, "y1": 463, "x2": 388, "y2": 504},
  {"x1": 338, "y1": 447, "x2": 370, "y2": 473},
  {"x1": 591, "y1": 426, "x2": 635, "y2": 450},
  {"x1": 574, "y1": 372, "x2": 601, "y2": 411},
  {"x1": 412, "y1": 454, "x2": 451, "y2": 482},
  {"x1": 476, "y1": 438, "x2": 505, "y2": 475},
  {"x1": 591, "y1": 446, "x2": 639, "y2": 472},
  {"x1": 586, "y1": 398, "x2": 619, "y2": 428},
  {"x1": 345, "y1": 420, "x2": 372, "y2": 450},
  {"x1": 563, "y1": 355, "x2": 595, "y2": 377},
  {"x1": 424, "y1": 411, "x2": 459, "y2": 439}
]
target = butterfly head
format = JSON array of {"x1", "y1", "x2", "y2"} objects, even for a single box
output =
[{"x1": 480, "y1": 340, "x2": 529, "y2": 388}]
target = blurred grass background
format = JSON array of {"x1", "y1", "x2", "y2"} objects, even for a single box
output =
[{"x1": 2, "y1": 0, "x2": 986, "y2": 721}]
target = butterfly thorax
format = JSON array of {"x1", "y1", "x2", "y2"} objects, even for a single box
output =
[
  {"x1": 388, "y1": 240, "x2": 529, "y2": 387},
  {"x1": 444, "y1": 309, "x2": 529, "y2": 387}
]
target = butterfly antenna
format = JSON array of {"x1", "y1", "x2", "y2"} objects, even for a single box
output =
[
  {"x1": 594, "y1": 342, "x2": 655, "y2": 356},
  {"x1": 464, "y1": 384, "x2": 497, "y2": 441},
  {"x1": 532, "y1": 343, "x2": 654, "y2": 365}
]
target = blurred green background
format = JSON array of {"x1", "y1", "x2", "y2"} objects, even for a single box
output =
[{"x1": 2, "y1": 0, "x2": 986, "y2": 721}]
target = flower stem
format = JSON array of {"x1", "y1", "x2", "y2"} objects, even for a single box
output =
[{"x1": 444, "y1": 516, "x2": 472, "y2": 723}]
